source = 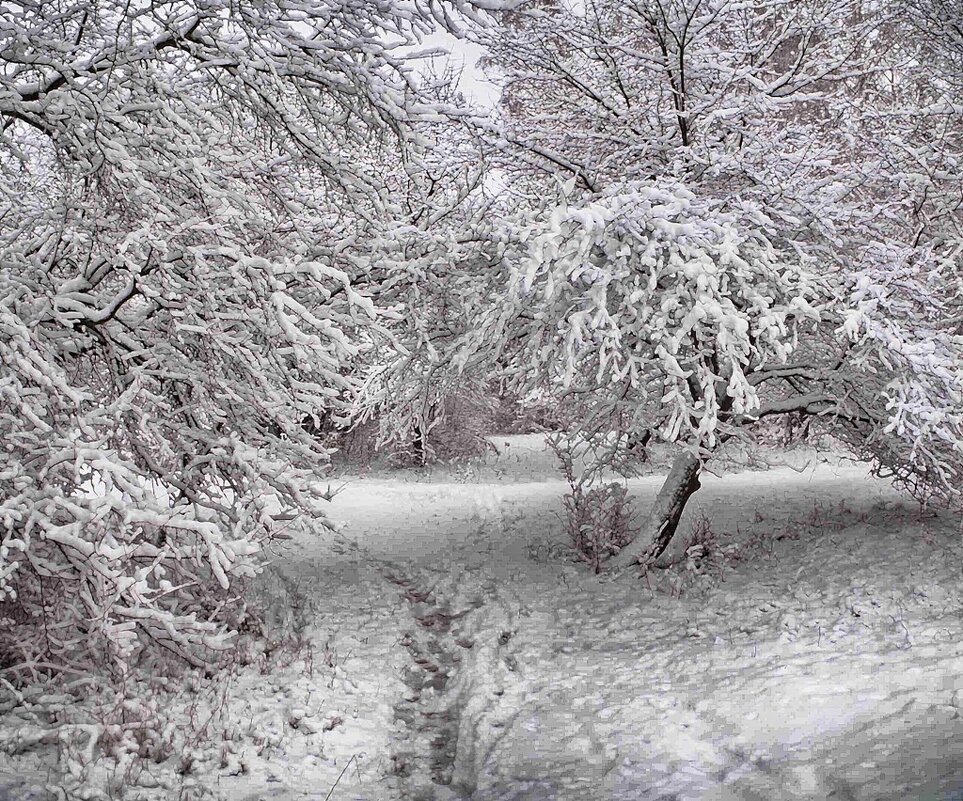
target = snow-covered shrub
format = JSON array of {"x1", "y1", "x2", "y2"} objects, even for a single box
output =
[
  {"x1": 328, "y1": 418, "x2": 383, "y2": 472},
  {"x1": 749, "y1": 414, "x2": 817, "y2": 449},
  {"x1": 422, "y1": 389, "x2": 500, "y2": 464},
  {"x1": 490, "y1": 388, "x2": 569, "y2": 434},
  {"x1": 550, "y1": 435, "x2": 636, "y2": 573},
  {"x1": 352, "y1": 375, "x2": 500, "y2": 467},
  {"x1": 680, "y1": 511, "x2": 724, "y2": 577}
]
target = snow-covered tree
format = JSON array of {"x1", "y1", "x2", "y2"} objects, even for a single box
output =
[
  {"x1": 0, "y1": 0, "x2": 488, "y2": 690},
  {"x1": 463, "y1": 0, "x2": 963, "y2": 566},
  {"x1": 906, "y1": 0, "x2": 963, "y2": 83},
  {"x1": 346, "y1": 67, "x2": 514, "y2": 464}
]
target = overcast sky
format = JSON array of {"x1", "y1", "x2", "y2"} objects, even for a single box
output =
[{"x1": 417, "y1": 29, "x2": 502, "y2": 109}]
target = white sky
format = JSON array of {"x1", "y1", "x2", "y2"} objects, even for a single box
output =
[{"x1": 417, "y1": 29, "x2": 502, "y2": 109}]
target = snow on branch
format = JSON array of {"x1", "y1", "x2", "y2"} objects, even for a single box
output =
[
  {"x1": 483, "y1": 179, "x2": 821, "y2": 448},
  {"x1": 0, "y1": 0, "x2": 467, "y2": 733}
]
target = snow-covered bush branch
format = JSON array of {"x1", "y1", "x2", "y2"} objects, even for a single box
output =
[
  {"x1": 481, "y1": 181, "x2": 821, "y2": 448},
  {"x1": 0, "y1": 0, "x2": 484, "y2": 696},
  {"x1": 832, "y1": 243, "x2": 963, "y2": 503}
]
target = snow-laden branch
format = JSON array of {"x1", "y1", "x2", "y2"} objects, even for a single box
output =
[{"x1": 0, "y1": 0, "x2": 476, "y2": 697}]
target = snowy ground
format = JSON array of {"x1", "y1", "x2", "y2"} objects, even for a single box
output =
[{"x1": 3, "y1": 435, "x2": 963, "y2": 800}]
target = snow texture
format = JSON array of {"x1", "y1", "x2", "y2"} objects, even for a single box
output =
[{"x1": 5, "y1": 436, "x2": 961, "y2": 800}]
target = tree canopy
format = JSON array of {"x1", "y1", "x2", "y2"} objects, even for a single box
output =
[
  {"x1": 0, "y1": 0, "x2": 487, "y2": 680},
  {"x1": 450, "y1": 0, "x2": 963, "y2": 565}
]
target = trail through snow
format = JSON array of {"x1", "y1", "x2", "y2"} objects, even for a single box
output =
[
  {"x1": 266, "y1": 437, "x2": 963, "y2": 801},
  {"x1": 3, "y1": 437, "x2": 962, "y2": 800}
]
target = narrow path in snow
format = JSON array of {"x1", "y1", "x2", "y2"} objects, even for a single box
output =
[
  {"x1": 381, "y1": 564, "x2": 482, "y2": 795},
  {"x1": 296, "y1": 448, "x2": 963, "y2": 801}
]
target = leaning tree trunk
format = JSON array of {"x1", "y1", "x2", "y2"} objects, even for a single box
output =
[{"x1": 608, "y1": 450, "x2": 702, "y2": 570}]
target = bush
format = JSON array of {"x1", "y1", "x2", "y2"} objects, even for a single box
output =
[{"x1": 549, "y1": 435, "x2": 637, "y2": 573}]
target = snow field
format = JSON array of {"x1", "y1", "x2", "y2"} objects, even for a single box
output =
[
  {"x1": 318, "y1": 442, "x2": 963, "y2": 800},
  {"x1": 3, "y1": 436, "x2": 962, "y2": 800}
]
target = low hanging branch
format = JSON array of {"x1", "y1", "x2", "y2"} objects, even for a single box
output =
[
  {"x1": 471, "y1": 179, "x2": 963, "y2": 572},
  {"x1": 0, "y1": 0, "x2": 485, "y2": 691}
]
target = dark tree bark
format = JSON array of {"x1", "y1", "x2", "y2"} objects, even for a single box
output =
[
  {"x1": 627, "y1": 428, "x2": 652, "y2": 462},
  {"x1": 412, "y1": 425, "x2": 427, "y2": 464},
  {"x1": 608, "y1": 450, "x2": 702, "y2": 570}
]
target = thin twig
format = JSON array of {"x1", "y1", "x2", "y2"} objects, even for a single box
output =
[{"x1": 324, "y1": 753, "x2": 358, "y2": 801}]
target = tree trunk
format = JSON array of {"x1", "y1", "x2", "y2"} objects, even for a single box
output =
[
  {"x1": 412, "y1": 425, "x2": 427, "y2": 465},
  {"x1": 608, "y1": 450, "x2": 702, "y2": 570},
  {"x1": 627, "y1": 428, "x2": 652, "y2": 462}
]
